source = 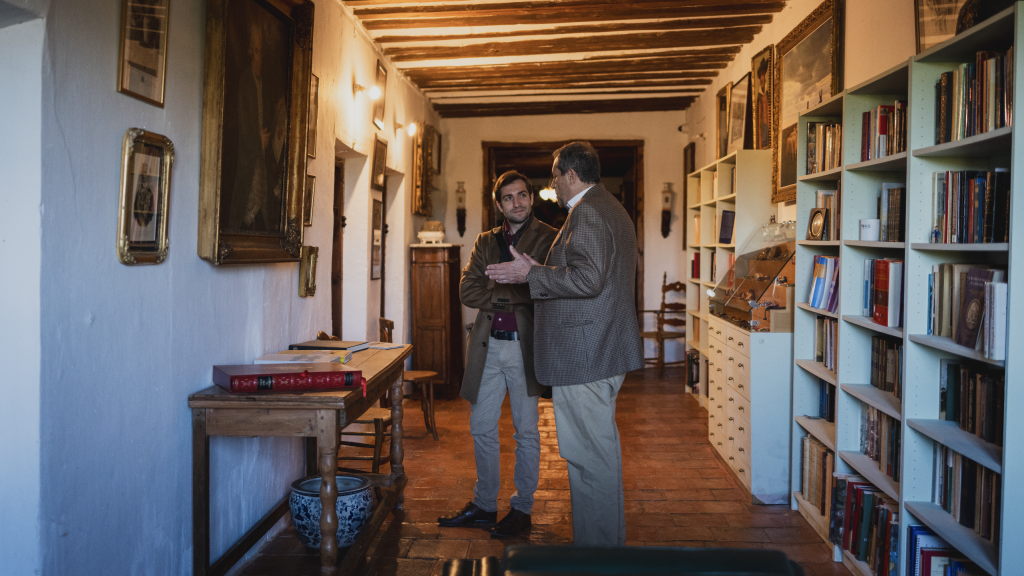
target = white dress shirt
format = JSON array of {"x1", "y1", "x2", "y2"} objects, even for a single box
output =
[{"x1": 566, "y1": 185, "x2": 595, "y2": 210}]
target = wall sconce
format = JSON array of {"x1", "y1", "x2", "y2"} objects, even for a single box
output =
[
  {"x1": 354, "y1": 83, "x2": 381, "y2": 100},
  {"x1": 538, "y1": 187, "x2": 556, "y2": 202},
  {"x1": 455, "y1": 181, "x2": 467, "y2": 237},
  {"x1": 396, "y1": 122, "x2": 417, "y2": 136},
  {"x1": 661, "y1": 182, "x2": 673, "y2": 238}
]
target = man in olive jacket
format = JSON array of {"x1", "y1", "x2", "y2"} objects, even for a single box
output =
[{"x1": 437, "y1": 171, "x2": 557, "y2": 538}]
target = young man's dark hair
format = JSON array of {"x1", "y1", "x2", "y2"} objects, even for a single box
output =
[
  {"x1": 492, "y1": 170, "x2": 533, "y2": 203},
  {"x1": 552, "y1": 141, "x2": 601, "y2": 184}
]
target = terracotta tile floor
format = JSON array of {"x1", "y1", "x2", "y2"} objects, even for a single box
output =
[{"x1": 238, "y1": 367, "x2": 850, "y2": 576}]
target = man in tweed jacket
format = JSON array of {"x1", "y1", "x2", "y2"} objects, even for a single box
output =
[
  {"x1": 486, "y1": 142, "x2": 644, "y2": 546},
  {"x1": 438, "y1": 171, "x2": 558, "y2": 538}
]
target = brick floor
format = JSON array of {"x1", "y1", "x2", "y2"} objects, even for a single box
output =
[{"x1": 237, "y1": 367, "x2": 848, "y2": 576}]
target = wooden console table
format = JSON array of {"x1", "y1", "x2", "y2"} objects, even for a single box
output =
[{"x1": 189, "y1": 345, "x2": 413, "y2": 576}]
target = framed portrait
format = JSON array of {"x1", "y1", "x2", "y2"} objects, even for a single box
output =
[
  {"x1": 373, "y1": 60, "x2": 387, "y2": 129},
  {"x1": 117, "y1": 128, "x2": 174, "y2": 265},
  {"x1": 197, "y1": 0, "x2": 314, "y2": 265},
  {"x1": 371, "y1": 135, "x2": 388, "y2": 192},
  {"x1": 773, "y1": 0, "x2": 844, "y2": 204},
  {"x1": 682, "y1": 142, "x2": 695, "y2": 250},
  {"x1": 298, "y1": 245, "x2": 318, "y2": 297},
  {"x1": 915, "y1": 0, "x2": 969, "y2": 53},
  {"x1": 371, "y1": 199, "x2": 383, "y2": 280},
  {"x1": 431, "y1": 127, "x2": 442, "y2": 175},
  {"x1": 412, "y1": 129, "x2": 432, "y2": 216},
  {"x1": 308, "y1": 73, "x2": 318, "y2": 158},
  {"x1": 715, "y1": 82, "x2": 731, "y2": 159},
  {"x1": 117, "y1": 0, "x2": 169, "y2": 106},
  {"x1": 751, "y1": 45, "x2": 774, "y2": 151},
  {"x1": 727, "y1": 73, "x2": 752, "y2": 156},
  {"x1": 303, "y1": 174, "x2": 315, "y2": 226}
]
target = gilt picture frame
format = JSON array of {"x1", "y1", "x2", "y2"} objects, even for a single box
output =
[
  {"x1": 373, "y1": 60, "x2": 387, "y2": 130},
  {"x1": 117, "y1": 128, "x2": 174, "y2": 265},
  {"x1": 371, "y1": 135, "x2": 388, "y2": 192},
  {"x1": 117, "y1": 0, "x2": 169, "y2": 107},
  {"x1": 751, "y1": 45, "x2": 774, "y2": 151},
  {"x1": 915, "y1": 0, "x2": 969, "y2": 53},
  {"x1": 197, "y1": 0, "x2": 314, "y2": 265},
  {"x1": 715, "y1": 82, "x2": 732, "y2": 159},
  {"x1": 682, "y1": 142, "x2": 695, "y2": 250},
  {"x1": 307, "y1": 73, "x2": 318, "y2": 158},
  {"x1": 303, "y1": 174, "x2": 315, "y2": 226},
  {"x1": 773, "y1": 0, "x2": 844, "y2": 204},
  {"x1": 298, "y1": 245, "x2": 318, "y2": 297}
]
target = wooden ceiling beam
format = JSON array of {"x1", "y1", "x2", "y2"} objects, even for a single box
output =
[
  {"x1": 374, "y1": 15, "x2": 774, "y2": 43},
  {"x1": 417, "y1": 72, "x2": 716, "y2": 89},
  {"x1": 434, "y1": 96, "x2": 696, "y2": 118},
  {"x1": 430, "y1": 88, "x2": 705, "y2": 98},
  {"x1": 405, "y1": 60, "x2": 728, "y2": 81},
  {"x1": 361, "y1": 4, "x2": 786, "y2": 29},
  {"x1": 385, "y1": 27, "x2": 760, "y2": 61},
  {"x1": 354, "y1": 0, "x2": 783, "y2": 18},
  {"x1": 423, "y1": 79, "x2": 714, "y2": 91}
]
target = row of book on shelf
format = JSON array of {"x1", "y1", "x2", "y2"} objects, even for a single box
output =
[
  {"x1": 874, "y1": 184, "x2": 905, "y2": 243},
  {"x1": 807, "y1": 122, "x2": 842, "y2": 174},
  {"x1": 690, "y1": 211, "x2": 737, "y2": 247},
  {"x1": 907, "y1": 525, "x2": 984, "y2": 576},
  {"x1": 940, "y1": 360, "x2": 1005, "y2": 447},
  {"x1": 817, "y1": 379, "x2": 835, "y2": 422},
  {"x1": 861, "y1": 406, "x2": 901, "y2": 483},
  {"x1": 933, "y1": 446, "x2": 1001, "y2": 543},
  {"x1": 871, "y1": 335, "x2": 904, "y2": 401},
  {"x1": 929, "y1": 169, "x2": 1010, "y2": 244},
  {"x1": 862, "y1": 101, "x2": 908, "y2": 161},
  {"x1": 807, "y1": 255, "x2": 839, "y2": 313},
  {"x1": 934, "y1": 47, "x2": 1014, "y2": 145},
  {"x1": 926, "y1": 263, "x2": 1007, "y2": 360},
  {"x1": 711, "y1": 166, "x2": 737, "y2": 198},
  {"x1": 807, "y1": 188, "x2": 841, "y2": 241},
  {"x1": 828, "y1": 474, "x2": 899, "y2": 576},
  {"x1": 864, "y1": 258, "x2": 903, "y2": 328},
  {"x1": 814, "y1": 315, "x2": 838, "y2": 374}
]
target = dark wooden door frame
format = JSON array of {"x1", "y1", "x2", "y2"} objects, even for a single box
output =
[
  {"x1": 331, "y1": 159, "x2": 345, "y2": 338},
  {"x1": 480, "y1": 140, "x2": 645, "y2": 311}
]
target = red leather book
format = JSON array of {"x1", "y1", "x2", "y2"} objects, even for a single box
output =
[{"x1": 213, "y1": 363, "x2": 365, "y2": 394}]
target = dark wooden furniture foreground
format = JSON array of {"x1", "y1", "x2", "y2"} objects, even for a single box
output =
[
  {"x1": 410, "y1": 245, "x2": 464, "y2": 399},
  {"x1": 189, "y1": 345, "x2": 412, "y2": 576}
]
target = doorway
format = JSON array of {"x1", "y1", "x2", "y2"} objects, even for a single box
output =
[{"x1": 481, "y1": 140, "x2": 645, "y2": 310}]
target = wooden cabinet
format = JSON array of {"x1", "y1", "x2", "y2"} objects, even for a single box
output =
[{"x1": 410, "y1": 245, "x2": 464, "y2": 399}]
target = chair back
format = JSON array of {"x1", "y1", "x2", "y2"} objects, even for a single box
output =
[
  {"x1": 379, "y1": 318, "x2": 395, "y2": 343},
  {"x1": 658, "y1": 273, "x2": 686, "y2": 332}
]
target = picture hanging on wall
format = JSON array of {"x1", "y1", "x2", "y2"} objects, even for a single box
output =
[
  {"x1": 307, "y1": 73, "x2": 318, "y2": 158},
  {"x1": 371, "y1": 199, "x2": 383, "y2": 280},
  {"x1": 773, "y1": 0, "x2": 844, "y2": 204},
  {"x1": 682, "y1": 142, "x2": 695, "y2": 250},
  {"x1": 751, "y1": 45, "x2": 774, "y2": 151},
  {"x1": 715, "y1": 82, "x2": 732, "y2": 159},
  {"x1": 117, "y1": 0, "x2": 169, "y2": 106},
  {"x1": 373, "y1": 60, "x2": 387, "y2": 129},
  {"x1": 727, "y1": 73, "x2": 752, "y2": 156},
  {"x1": 303, "y1": 174, "x2": 315, "y2": 226},
  {"x1": 914, "y1": 0, "x2": 969, "y2": 53},
  {"x1": 117, "y1": 128, "x2": 174, "y2": 265},
  {"x1": 298, "y1": 245, "x2": 318, "y2": 297},
  {"x1": 196, "y1": 0, "x2": 314, "y2": 264},
  {"x1": 371, "y1": 135, "x2": 388, "y2": 192}
]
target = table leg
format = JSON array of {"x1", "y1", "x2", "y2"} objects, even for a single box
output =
[
  {"x1": 389, "y1": 370, "x2": 405, "y2": 509},
  {"x1": 317, "y1": 409, "x2": 338, "y2": 571},
  {"x1": 304, "y1": 437, "x2": 318, "y2": 477},
  {"x1": 192, "y1": 409, "x2": 210, "y2": 576}
]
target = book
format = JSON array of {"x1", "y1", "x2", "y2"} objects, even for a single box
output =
[
  {"x1": 368, "y1": 341, "x2": 403, "y2": 350},
  {"x1": 718, "y1": 210, "x2": 736, "y2": 244},
  {"x1": 872, "y1": 260, "x2": 903, "y2": 328},
  {"x1": 289, "y1": 340, "x2": 370, "y2": 352},
  {"x1": 213, "y1": 363, "x2": 364, "y2": 394},
  {"x1": 254, "y1": 352, "x2": 347, "y2": 364},
  {"x1": 954, "y1": 268, "x2": 994, "y2": 348}
]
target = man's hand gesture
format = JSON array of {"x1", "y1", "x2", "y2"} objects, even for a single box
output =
[{"x1": 485, "y1": 246, "x2": 539, "y2": 284}]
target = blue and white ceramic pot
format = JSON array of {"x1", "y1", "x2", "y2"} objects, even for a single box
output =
[{"x1": 288, "y1": 475, "x2": 374, "y2": 549}]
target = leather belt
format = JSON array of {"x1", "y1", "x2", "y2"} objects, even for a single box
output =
[{"x1": 490, "y1": 329, "x2": 520, "y2": 341}]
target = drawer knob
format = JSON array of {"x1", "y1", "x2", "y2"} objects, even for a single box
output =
[
  {"x1": 739, "y1": 342, "x2": 744, "y2": 347},
  {"x1": 729, "y1": 397, "x2": 734, "y2": 402},
  {"x1": 717, "y1": 442, "x2": 723, "y2": 446},
  {"x1": 739, "y1": 407, "x2": 745, "y2": 412},
  {"x1": 717, "y1": 350, "x2": 722, "y2": 355},
  {"x1": 717, "y1": 368, "x2": 722, "y2": 372},
  {"x1": 738, "y1": 363, "x2": 745, "y2": 368},
  {"x1": 728, "y1": 456, "x2": 734, "y2": 460},
  {"x1": 717, "y1": 423, "x2": 723, "y2": 427},
  {"x1": 728, "y1": 336, "x2": 734, "y2": 341},
  {"x1": 728, "y1": 437, "x2": 734, "y2": 441},
  {"x1": 739, "y1": 468, "x2": 745, "y2": 473},
  {"x1": 717, "y1": 405, "x2": 723, "y2": 409},
  {"x1": 717, "y1": 386, "x2": 722, "y2": 391},
  {"x1": 738, "y1": 384, "x2": 745, "y2": 389},
  {"x1": 729, "y1": 417, "x2": 734, "y2": 421},
  {"x1": 728, "y1": 377, "x2": 734, "y2": 381},
  {"x1": 710, "y1": 432, "x2": 714, "y2": 436},
  {"x1": 738, "y1": 447, "x2": 745, "y2": 453},
  {"x1": 739, "y1": 427, "x2": 745, "y2": 431},
  {"x1": 728, "y1": 357, "x2": 734, "y2": 361},
  {"x1": 716, "y1": 330, "x2": 722, "y2": 335}
]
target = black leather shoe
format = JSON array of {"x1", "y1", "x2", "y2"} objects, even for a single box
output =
[
  {"x1": 438, "y1": 502, "x2": 497, "y2": 527},
  {"x1": 489, "y1": 508, "x2": 531, "y2": 538}
]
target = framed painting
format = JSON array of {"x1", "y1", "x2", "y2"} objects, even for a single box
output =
[
  {"x1": 751, "y1": 45, "x2": 774, "y2": 151},
  {"x1": 915, "y1": 0, "x2": 969, "y2": 53},
  {"x1": 371, "y1": 135, "x2": 388, "y2": 192},
  {"x1": 715, "y1": 82, "x2": 731, "y2": 159},
  {"x1": 117, "y1": 128, "x2": 174, "y2": 265},
  {"x1": 298, "y1": 245, "x2": 318, "y2": 297},
  {"x1": 431, "y1": 127, "x2": 442, "y2": 174},
  {"x1": 307, "y1": 73, "x2": 318, "y2": 158},
  {"x1": 303, "y1": 174, "x2": 315, "y2": 226},
  {"x1": 682, "y1": 142, "x2": 695, "y2": 250},
  {"x1": 197, "y1": 0, "x2": 314, "y2": 265},
  {"x1": 117, "y1": 0, "x2": 169, "y2": 106},
  {"x1": 727, "y1": 73, "x2": 751, "y2": 156},
  {"x1": 773, "y1": 0, "x2": 844, "y2": 204},
  {"x1": 371, "y1": 199, "x2": 383, "y2": 280},
  {"x1": 373, "y1": 60, "x2": 387, "y2": 129}
]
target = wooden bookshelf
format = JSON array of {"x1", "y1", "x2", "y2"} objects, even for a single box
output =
[
  {"x1": 841, "y1": 314, "x2": 903, "y2": 339},
  {"x1": 906, "y1": 419, "x2": 1002, "y2": 473},
  {"x1": 795, "y1": 359, "x2": 837, "y2": 385},
  {"x1": 838, "y1": 451, "x2": 899, "y2": 501},
  {"x1": 792, "y1": 490, "x2": 831, "y2": 547},
  {"x1": 840, "y1": 384, "x2": 901, "y2": 421},
  {"x1": 797, "y1": 302, "x2": 838, "y2": 319},
  {"x1": 795, "y1": 416, "x2": 836, "y2": 452},
  {"x1": 903, "y1": 501, "x2": 999, "y2": 575}
]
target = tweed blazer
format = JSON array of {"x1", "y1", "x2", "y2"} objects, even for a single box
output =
[
  {"x1": 527, "y1": 184, "x2": 644, "y2": 386},
  {"x1": 459, "y1": 217, "x2": 559, "y2": 403}
]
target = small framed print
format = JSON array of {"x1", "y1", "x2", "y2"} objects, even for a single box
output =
[
  {"x1": 807, "y1": 208, "x2": 827, "y2": 240},
  {"x1": 298, "y1": 245, "x2": 318, "y2": 297},
  {"x1": 303, "y1": 175, "x2": 315, "y2": 226},
  {"x1": 751, "y1": 45, "x2": 774, "y2": 151},
  {"x1": 117, "y1": 128, "x2": 174, "y2": 265},
  {"x1": 371, "y1": 135, "x2": 387, "y2": 191},
  {"x1": 727, "y1": 73, "x2": 752, "y2": 156},
  {"x1": 117, "y1": 0, "x2": 169, "y2": 106},
  {"x1": 373, "y1": 60, "x2": 387, "y2": 129},
  {"x1": 371, "y1": 199, "x2": 383, "y2": 280},
  {"x1": 307, "y1": 73, "x2": 318, "y2": 158},
  {"x1": 715, "y1": 82, "x2": 732, "y2": 159}
]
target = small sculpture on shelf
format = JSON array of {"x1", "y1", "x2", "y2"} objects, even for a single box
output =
[{"x1": 417, "y1": 221, "x2": 446, "y2": 244}]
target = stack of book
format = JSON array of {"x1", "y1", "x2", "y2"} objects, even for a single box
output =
[
  {"x1": 863, "y1": 259, "x2": 903, "y2": 328},
  {"x1": 939, "y1": 361, "x2": 1005, "y2": 446},
  {"x1": 815, "y1": 188, "x2": 841, "y2": 241},
  {"x1": 801, "y1": 434, "x2": 834, "y2": 515},
  {"x1": 861, "y1": 101, "x2": 908, "y2": 161},
  {"x1": 861, "y1": 406, "x2": 901, "y2": 483},
  {"x1": 829, "y1": 474, "x2": 900, "y2": 575},
  {"x1": 877, "y1": 183, "x2": 906, "y2": 242},
  {"x1": 690, "y1": 252, "x2": 700, "y2": 279},
  {"x1": 928, "y1": 169, "x2": 1010, "y2": 244},
  {"x1": 870, "y1": 336, "x2": 904, "y2": 401},
  {"x1": 819, "y1": 378, "x2": 836, "y2": 422},
  {"x1": 926, "y1": 264, "x2": 1007, "y2": 359},
  {"x1": 934, "y1": 48, "x2": 1014, "y2": 145},
  {"x1": 905, "y1": 526, "x2": 971, "y2": 576},
  {"x1": 807, "y1": 255, "x2": 839, "y2": 313},
  {"x1": 815, "y1": 316, "x2": 839, "y2": 374},
  {"x1": 933, "y1": 447, "x2": 1001, "y2": 543},
  {"x1": 807, "y1": 121, "x2": 842, "y2": 173}
]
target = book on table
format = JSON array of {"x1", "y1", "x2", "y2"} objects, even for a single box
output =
[
  {"x1": 368, "y1": 342, "x2": 403, "y2": 350},
  {"x1": 213, "y1": 363, "x2": 364, "y2": 393},
  {"x1": 255, "y1": 351, "x2": 352, "y2": 364},
  {"x1": 289, "y1": 339, "x2": 370, "y2": 352}
]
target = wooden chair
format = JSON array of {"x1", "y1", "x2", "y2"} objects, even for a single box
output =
[
  {"x1": 640, "y1": 273, "x2": 687, "y2": 373},
  {"x1": 380, "y1": 318, "x2": 440, "y2": 441}
]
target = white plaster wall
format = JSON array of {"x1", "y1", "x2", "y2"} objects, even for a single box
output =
[
  {"x1": 438, "y1": 112, "x2": 689, "y2": 363},
  {"x1": 29, "y1": 0, "x2": 435, "y2": 573},
  {"x1": 0, "y1": 16, "x2": 44, "y2": 576}
]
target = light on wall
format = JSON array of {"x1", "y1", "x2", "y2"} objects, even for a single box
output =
[
  {"x1": 396, "y1": 122, "x2": 417, "y2": 136},
  {"x1": 354, "y1": 83, "x2": 381, "y2": 100},
  {"x1": 661, "y1": 182, "x2": 673, "y2": 238},
  {"x1": 455, "y1": 181, "x2": 467, "y2": 237}
]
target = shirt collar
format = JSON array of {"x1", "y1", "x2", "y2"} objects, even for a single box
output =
[
  {"x1": 566, "y1": 185, "x2": 594, "y2": 210},
  {"x1": 502, "y1": 214, "x2": 532, "y2": 246}
]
